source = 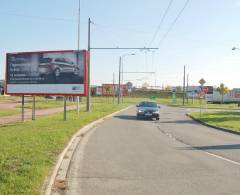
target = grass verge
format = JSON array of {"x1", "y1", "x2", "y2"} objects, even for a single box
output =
[
  {"x1": 0, "y1": 110, "x2": 21, "y2": 117},
  {"x1": 189, "y1": 111, "x2": 240, "y2": 132},
  {"x1": 0, "y1": 97, "x2": 142, "y2": 194},
  {"x1": 158, "y1": 97, "x2": 240, "y2": 110}
]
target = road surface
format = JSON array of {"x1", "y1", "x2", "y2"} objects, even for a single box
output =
[{"x1": 66, "y1": 105, "x2": 240, "y2": 195}]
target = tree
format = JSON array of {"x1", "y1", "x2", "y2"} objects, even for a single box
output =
[
  {"x1": 176, "y1": 86, "x2": 182, "y2": 92},
  {"x1": 217, "y1": 83, "x2": 229, "y2": 104},
  {"x1": 126, "y1": 82, "x2": 133, "y2": 90},
  {"x1": 142, "y1": 82, "x2": 150, "y2": 89},
  {"x1": 164, "y1": 85, "x2": 172, "y2": 91}
]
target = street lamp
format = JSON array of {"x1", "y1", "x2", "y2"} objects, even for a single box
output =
[
  {"x1": 232, "y1": 47, "x2": 240, "y2": 51},
  {"x1": 121, "y1": 53, "x2": 135, "y2": 102}
]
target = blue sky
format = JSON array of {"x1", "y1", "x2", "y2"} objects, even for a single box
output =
[{"x1": 1, "y1": 0, "x2": 240, "y2": 88}]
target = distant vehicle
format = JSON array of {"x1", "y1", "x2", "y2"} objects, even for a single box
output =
[
  {"x1": 206, "y1": 89, "x2": 240, "y2": 104},
  {"x1": 136, "y1": 101, "x2": 160, "y2": 120},
  {"x1": 38, "y1": 57, "x2": 79, "y2": 77}
]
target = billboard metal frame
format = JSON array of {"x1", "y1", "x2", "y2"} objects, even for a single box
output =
[{"x1": 5, "y1": 50, "x2": 88, "y2": 96}]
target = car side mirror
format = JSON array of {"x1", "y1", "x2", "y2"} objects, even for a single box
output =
[{"x1": 136, "y1": 104, "x2": 139, "y2": 107}]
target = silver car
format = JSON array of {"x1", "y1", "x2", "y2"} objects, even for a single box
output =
[{"x1": 38, "y1": 57, "x2": 80, "y2": 77}]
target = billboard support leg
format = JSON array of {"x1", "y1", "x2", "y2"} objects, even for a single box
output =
[
  {"x1": 21, "y1": 95, "x2": 25, "y2": 122},
  {"x1": 77, "y1": 96, "x2": 80, "y2": 115},
  {"x1": 64, "y1": 97, "x2": 67, "y2": 121},
  {"x1": 32, "y1": 96, "x2": 36, "y2": 120}
]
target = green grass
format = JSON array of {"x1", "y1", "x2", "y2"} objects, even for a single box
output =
[
  {"x1": 157, "y1": 97, "x2": 240, "y2": 110},
  {"x1": 0, "y1": 110, "x2": 21, "y2": 117},
  {"x1": 0, "y1": 97, "x2": 142, "y2": 194},
  {"x1": 0, "y1": 95, "x2": 19, "y2": 101},
  {"x1": 16, "y1": 98, "x2": 76, "y2": 109},
  {"x1": 189, "y1": 111, "x2": 240, "y2": 131}
]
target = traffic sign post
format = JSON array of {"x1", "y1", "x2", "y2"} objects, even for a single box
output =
[
  {"x1": 198, "y1": 78, "x2": 206, "y2": 118},
  {"x1": 172, "y1": 87, "x2": 176, "y2": 104}
]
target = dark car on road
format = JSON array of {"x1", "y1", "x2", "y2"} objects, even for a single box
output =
[{"x1": 136, "y1": 101, "x2": 160, "y2": 120}]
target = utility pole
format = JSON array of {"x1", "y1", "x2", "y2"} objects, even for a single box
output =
[
  {"x1": 118, "y1": 57, "x2": 122, "y2": 104},
  {"x1": 186, "y1": 74, "x2": 189, "y2": 104},
  {"x1": 113, "y1": 72, "x2": 115, "y2": 104},
  {"x1": 77, "y1": 0, "x2": 81, "y2": 115},
  {"x1": 77, "y1": 0, "x2": 80, "y2": 50},
  {"x1": 86, "y1": 18, "x2": 91, "y2": 112},
  {"x1": 183, "y1": 65, "x2": 186, "y2": 105}
]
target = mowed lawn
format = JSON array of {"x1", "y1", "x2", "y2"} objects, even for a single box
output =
[
  {"x1": 190, "y1": 111, "x2": 240, "y2": 131},
  {"x1": 0, "y1": 98, "x2": 141, "y2": 195},
  {"x1": 0, "y1": 110, "x2": 21, "y2": 117}
]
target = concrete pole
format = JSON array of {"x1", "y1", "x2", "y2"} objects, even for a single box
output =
[
  {"x1": 86, "y1": 18, "x2": 91, "y2": 112},
  {"x1": 32, "y1": 96, "x2": 35, "y2": 120},
  {"x1": 118, "y1": 57, "x2": 122, "y2": 104},
  {"x1": 21, "y1": 95, "x2": 24, "y2": 122},
  {"x1": 64, "y1": 97, "x2": 67, "y2": 121},
  {"x1": 183, "y1": 65, "x2": 186, "y2": 105}
]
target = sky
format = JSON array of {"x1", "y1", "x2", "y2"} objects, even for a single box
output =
[{"x1": 1, "y1": 0, "x2": 240, "y2": 89}]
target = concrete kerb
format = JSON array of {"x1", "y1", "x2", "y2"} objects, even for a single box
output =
[
  {"x1": 42, "y1": 105, "x2": 133, "y2": 195},
  {"x1": 186, "y1": 113, "x2": 240, "y2": 136}
]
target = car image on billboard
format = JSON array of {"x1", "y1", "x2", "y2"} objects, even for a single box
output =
[{"x1": 6, "y1": 50, "x2": 88, "y2": 96}]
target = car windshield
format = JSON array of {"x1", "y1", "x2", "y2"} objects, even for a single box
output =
[
  {"x1": 139, "y1": 101, "x2": 157, "y2": 107},
  {"x1": 40, "y1": 58, "x2": 52, "y2": 63}
]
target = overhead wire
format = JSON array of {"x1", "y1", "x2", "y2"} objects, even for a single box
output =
[
  {"x1": 158, "y1": 0, "x2": 191, "y2": 47},
  {"x1": 148, "y1": 0, "x2": 174, "y2": 47},
  {"x1": 0, "y1": 11, "x2": 77, "y2": 23}
]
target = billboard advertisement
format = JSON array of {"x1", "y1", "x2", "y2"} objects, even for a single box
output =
[
  {"x1": 102, "y1": 84, "x2": 116, "y2": 96},
  {"x1": 102, "y1": 84, "x2": 128, "y2": 96},
  {"x1": 5, "y1": 50, "x2": 88, "y2": 96}
]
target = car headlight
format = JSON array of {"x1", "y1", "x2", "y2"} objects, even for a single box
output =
[
  {"x1": 138, "y1": 110, "x2": 144, "y2": 113},
  {"x1": 153, "y1": 110, "x2": 159, "y2": 114}
]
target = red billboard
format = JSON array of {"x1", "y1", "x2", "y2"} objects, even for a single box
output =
[
  {"x1": 102, "y1": 84, "x2": 128, "y2": 96},
  {"x1": 5, "y1": 50, "x2": 88, "y2": 96}
]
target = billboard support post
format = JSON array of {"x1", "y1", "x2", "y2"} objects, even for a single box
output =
[
  {"x1": 64, "y1": 97, "x2": 67, "y2": 121},
  {"x1": 32, "y1": 96, "x2": 36, "y2": 120},
  {"x1": 21, "y1": 95, "x2": 24, "y2": 122},
  {"x1": 77, "y1": 97, "x2": 80, "y2": 115},
  {"x1": 118, "y1": 57, "x2": 122, "y2": 104}
]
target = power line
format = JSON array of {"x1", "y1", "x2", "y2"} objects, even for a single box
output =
[
  {"x1": 158, "y1": 0, "x2": 190, "y2": 47},
  {"x1": 0, "y1": 11, "x2": 77, "y2": 22},
  {"x1": 148, "y1": 0, "x2": 174, "y2": 47}
]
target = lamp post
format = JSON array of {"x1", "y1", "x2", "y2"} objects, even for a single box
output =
[
  {"x1": 121, "y1": 53, "x2": 135, "y2": 102},
  {"x1": 232, "y1": 47, "x2": 240, "y2": 51}
]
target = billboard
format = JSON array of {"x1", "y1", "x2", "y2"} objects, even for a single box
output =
[
  {"x1": 5, "y1": 50, "x2": 88, "y2": 96},
  {"x1": 102, "y1": 84, "x2": 128, "y2": 96},
  {"x1": 102, "y1": 84, "x2": 116, "y2": 96}
]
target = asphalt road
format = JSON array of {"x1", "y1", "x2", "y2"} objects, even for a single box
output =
[{"x1": 66, "y1": 105, "x2": 240, "y2": 195}]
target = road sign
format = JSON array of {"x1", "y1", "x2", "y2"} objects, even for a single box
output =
[{"x1": 199, "y1": 78, "x2": 206, "y2": 86}]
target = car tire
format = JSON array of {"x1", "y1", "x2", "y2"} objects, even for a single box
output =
[
  {"x1": 156, "y1": 117, "x2": 159, "y2": 120},
  {"x1": 54, "y1": 68, "x2": 60, "y2": 77}
]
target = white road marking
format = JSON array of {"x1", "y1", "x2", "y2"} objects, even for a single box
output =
[
  {"x1": 204, "y1": 151, "x2": 240, "y2": 166},
  {"x1": 157, "y1": 126, "x2": 240, "y2": 167}
]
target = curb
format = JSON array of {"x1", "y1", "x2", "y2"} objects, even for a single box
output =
[
  {"x1": 186, "y1": 113, "x2": 240, "y2": 136},
  {"x1": 42, "y1": 105, "x2": 133, "y2": 195}
]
